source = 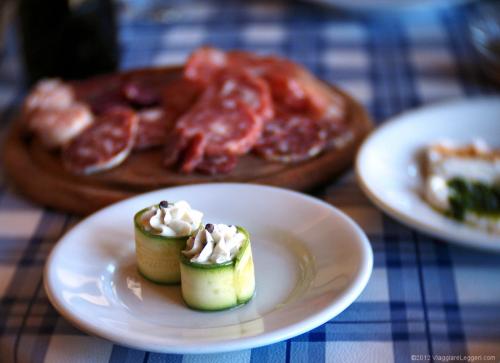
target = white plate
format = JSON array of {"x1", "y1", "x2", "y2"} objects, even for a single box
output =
[
  {"x1": 44, "y1": 183, "x2": 373, "y2": 354},
  {"x1": 356, "y1": 97, "x2": 500, "y2": 251}
]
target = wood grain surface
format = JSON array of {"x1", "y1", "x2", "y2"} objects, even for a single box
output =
[{"x1": 2, "y1": 67, "x2": 373, "y2": 215}]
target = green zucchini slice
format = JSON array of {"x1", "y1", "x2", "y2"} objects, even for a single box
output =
[
  {"x1": 180, "y1": 226, "x2": 256, "y2": 311},
  {"x1": 134, "y1": 207, "x2": 190, "y2": 284}
]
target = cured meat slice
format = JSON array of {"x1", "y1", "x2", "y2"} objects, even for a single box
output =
[
  {"x1": 122, "y1": 81, "x2": 160, "y2": 107},
  {"x1": 319, "y1": 99, "x2": 352, "y2": 149},
  {"x1": 254, "y1": 109, "x2": 327, "y2": 163},
  {"x1": 72, "y1": 74, "x2": 127, "y2": 115},
  {"x1": 185, "y1": 47, "x2": 341, "y2": 118},
  {"x1": 227, "y1": 51, "x2": 308, "y2": 107},
  {"x1": 121, "y1": 69, "x2": 178, "y2": 108},
  {"x1": 165, "y1": 69, "x2": 270, "y2": 171},
  {"x1": 90, "y1": 96, "x2": 130, "y2": 115},
  {"x1": 72, "y1": 73, "x2": 122, "y2": 100},
  {"x1": 165, "y1": 136, "x2": 239, "y2": 175},
  {"x1": 62, "y1": 108, "x2": 138, "y2": 174},
  {"x1": 163, "y1": 131, "x2": 188, "y2": 167},
  {"x1": 229, "y1": 50, "x2": 346, "y2": 119},
  {"x1": 176, "y1": 100, "x2": 261, "y2": 156},
  {"x1": 23, "y1": 79, "x2": 75, "y2": 116},
  {"x1": 201, "y1": 70, "x2": 273, "y2": 123},
  {"x1": 256, "y1": 59, "x2": 332, "y2": 117},
  {"x1": 196, "y1": 154, "x2": 238, "y2": 175},
  {"x1": 179, "y1": 134, "x2": 206, "y2": 173},
  {"x1": 184, "y1": 47, "x2": 271, "y2": 88},
  {"x1": 184, "y1": 47, "x2": 227, "y2": 85},
  {"x1": 162, "y1": 78, "x2": 202, "y2": 116},
  {"x1": 28, "y1": 103, "x2": 94, "y2": 148},
  {"x1": 134, "y1": 108, "x2": 174, "y2": 151},
  {"x1": 293, "y1": 71, "x2": 345, "y2": 119},
  {"x1": 265, "y1": 72, "x2": 308, "y2": 110}
]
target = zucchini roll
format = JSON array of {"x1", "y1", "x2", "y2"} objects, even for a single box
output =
[
  {"x1": 134, "y1": 200, "x2": 203, "y2": 284},
  {"x1": 180, "y1": 224, "x2": 255, "y2": 311}
]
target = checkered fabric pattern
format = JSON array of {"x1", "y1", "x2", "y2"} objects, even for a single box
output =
[{"x1": 1, "y1": 1, "x2": 499, "y2": 362}]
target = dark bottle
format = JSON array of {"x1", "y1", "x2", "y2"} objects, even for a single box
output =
[{"x1": 18, "y1": 0, "x2": 119, "y2": 85}]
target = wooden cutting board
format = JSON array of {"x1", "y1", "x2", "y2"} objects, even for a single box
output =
[{"x1": 2, "y1": 67, "x2": 373, "y2": 215}]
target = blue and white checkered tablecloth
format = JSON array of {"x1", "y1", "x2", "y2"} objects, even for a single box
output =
[{"x1": 1, "y1": 1, "x2": 499, "y2": 362}]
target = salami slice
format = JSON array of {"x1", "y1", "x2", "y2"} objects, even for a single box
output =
[
  {"x1": 163, "y1": 131, "x2": 188, "y2": 168},
  {"x1": 185, "y1": 47, "x2": 319, "y2": 113},
  {"x1": 134, "y1": 108, "x2": 174, "y2": 151},
  {"x1": 121, "y1": 69, "x2": 177, "y2": 108},
  {"x1": 184, "y1": 47, "x2": 227, "y2": 85},
  {"x1": 294, "y1": 71, "x2": 346, "y2": 119},
  {"x1": 254, "y1": 109, "x2": 327, "y2": 163},
  {"x1": 162, "y1": 78, "x2": 202, "y2": 116},
  {"x1": 229, "y1": 50, "x2": 343, "y2": 118},
  {"x1": 91, "y1": 96, "x2": 130, "y2": 115},
  {"x1": 72, "y1": 73, "x2": 127, "y2": 115},
  {"x1": 176, "y1": 99, "x2": 261, "y2": 156},
  {"x1": 196, "y1": 154, "x2": 238, "y2": 175},
  {"x1": 201, "y1": 70, "x2": 273, "y2": 123},
  {"x1": 319, "y1": 104, "x2": 352, "y2": 149},
  {"x1": 184, "y1": 48, "x2": 343, "y2": 120},
  {"x1": 122, "y1": 81, "x2": 160, "y2": 107},
  {"x1": 165, "y1": 68, "x2": 270, "y2": 171},
  {"x1": 264, "y1": 72, "x2": 309, "y2": 110},
  {"x1": 164, "y1": 133, "x2": 239, "y2": 175},
  {"x1": 179, "y1": 134, "x2": 206, "y2": 173},
  {"x1": 72, "y1": 73, "x2": 122, "y2": 101},
  {"x1": 62, "y1": 108, "x2": 138, "y2": 174},
  {"x1": 225, "y1": 51, "x2": 308, "y2": 109}
]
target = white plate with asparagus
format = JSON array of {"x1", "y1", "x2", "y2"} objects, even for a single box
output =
[{"x1": 44, "y1": 183, "x2": 373, "y2": 354}]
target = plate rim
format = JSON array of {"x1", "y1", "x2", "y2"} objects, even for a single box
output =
[
  {"x1": 44, "y1": 182, "x2": 373, "y2": 354},
  {"x1": 355, "y1": 96, "x2": 500, "y2": 251}
]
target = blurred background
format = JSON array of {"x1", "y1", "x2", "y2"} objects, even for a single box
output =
[{"x1": 0, "y1": 0, "x2": 499, "y2": 119}]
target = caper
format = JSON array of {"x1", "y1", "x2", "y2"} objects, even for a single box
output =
[{"x1": 205, "y1": 223, "x2": 214, "y2": 233}]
